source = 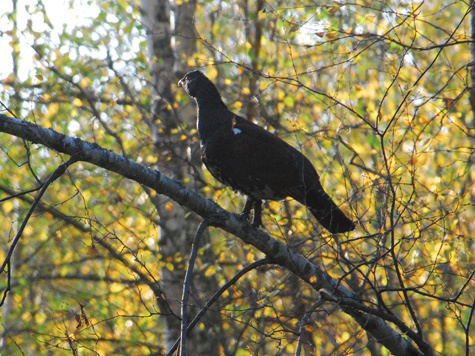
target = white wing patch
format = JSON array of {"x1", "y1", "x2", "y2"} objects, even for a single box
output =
[{"x1": 232, "y1": 128, "x2": 242, "y2": 135}]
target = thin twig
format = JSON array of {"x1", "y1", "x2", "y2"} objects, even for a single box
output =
[
  {"x1": 166, "y1": 258, "x2": 269, "y2": 356},
  {"x1": 0, "y1": 185, "x2": 43, "y2": 203},
  {"x1": 0, "y1": 158, "x2": 77, "y2": 306},
  {"x1": 295, "y1": 299, "x2": 325, "y2": 356},
  {"x1": 0, "y1": 261, "x2": 11, "y2": 306},
  {"x1": 180, "y1": 220, "x2": 209, "y2": 356},
  {"x1": 465, "y1": 295, "x2": 475, "y2": 356}
]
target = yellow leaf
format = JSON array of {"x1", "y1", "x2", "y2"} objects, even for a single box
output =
[
  {"x1": 41, "y1": 93, "x2": 52, "y2": 102},
  {"x1": 246, "y1": 251, "x2": 255, "y2": 263},
  {"x1": 84, "y1": 176, "x2": 96, "y2": 184},
  {"x1": 205, "y1": 266, "x2": 216, "y2": 277},
  {"x1": 78, "y1": 77, "x2": 91, "y2": 88},
  {"x1": 35, "y1": 312, "x2": 47, "y2": 325},
  {"x1": 24, "y1": 225, "x2": 33, "y2": 236},
  {"x1": 233, "y1": 101, "x2": 242, "y2": 110},
  {"x1": 207, "y1": 67, "x2": 218, "y2": 80},
  {"x1": 2, "y1": 201, "x2": 13, "y2": 214},
  {"x1": 72, "y1": 98, "x2": 83, "y2": 107},
  {"x1": 45, "y1": 103, "x2": 59, "y2": 119},
  {"x1": 165, "y1": 202, "x2": 174, "y2": 211},
  {"x1": 110, "y1": 283, "x2": 123, "y2": 293},
  {"x1": 165, "y1": 262, "x2": 174, "y2": 271},
  {"x1": 365, "y1": 14, "x2": 376, "y2": 25}
]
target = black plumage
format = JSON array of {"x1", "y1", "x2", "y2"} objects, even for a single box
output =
[{"x1": 178, "y1": 70, "x2": 355, "y2": 233}]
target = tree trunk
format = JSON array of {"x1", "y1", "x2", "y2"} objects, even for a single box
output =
[
  {"x1": 140, "y1": 0, "x2": 186, "y2": 350},
  {"x1": 140, "y1": 1, "x2": 222, "y2": 354}
]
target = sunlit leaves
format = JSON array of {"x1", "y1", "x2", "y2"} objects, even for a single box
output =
[{"x1": 1, "y1": 0, "x2": 474, "y2": 354}]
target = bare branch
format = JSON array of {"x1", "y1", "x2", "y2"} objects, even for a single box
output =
[
  {"x1": 180, "y1": 220, "x2": 209, "y2": 356},
  {"x1": 166, "y1": 259, "x2": 270, "y2": 356},
  {"x1": 0, "y1": 157, "x2": 76, "y2": 281}
]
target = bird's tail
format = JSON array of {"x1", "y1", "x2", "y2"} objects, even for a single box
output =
[{"x1": 303, "y1": 185, "x2": 355, "y2": 233}]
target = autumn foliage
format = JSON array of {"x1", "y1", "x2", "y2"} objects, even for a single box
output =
[{"x1": 0, "y1": 1, "x2": 474, "y2": 355}]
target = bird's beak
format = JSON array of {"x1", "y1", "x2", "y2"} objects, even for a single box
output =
[{"x1": 178, "y1": 78, "x2": 184, "y2": 87}]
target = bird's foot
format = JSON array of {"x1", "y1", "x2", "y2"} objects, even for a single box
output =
[
  {"x1": 251, "y1": 216, "x2": 262, "y2": 227},
  {"x1": 240, "y1": 199, "x2": 263, "y2": 227},
  {"x1": 239, "y1": 211, "x2": 250, "y2": 221},
  {"x1": 251, "y1": 200, "x2": 263, "y2": 227},
  {"x1": 240, "y1": 199, "x2": 253, "y2": 220},
  {"x1": 238, "y1": 212, "x2": 262, "y2": 227}
]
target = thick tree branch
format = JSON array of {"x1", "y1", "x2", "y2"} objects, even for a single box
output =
[{"x1": 0, "y1": 114, "x2": 427, "y2": 356}]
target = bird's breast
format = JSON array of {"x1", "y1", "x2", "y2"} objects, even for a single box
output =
[
  {"x1": 202, "y1": 151, "x2": 285, "y2": 201},
  {"x1": 200, "y1": 125, "x2": 291, "y2": 201}
]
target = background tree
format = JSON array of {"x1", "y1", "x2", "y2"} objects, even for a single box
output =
[{"x1": 0, "y1": 0, "x2": 474, "y2": 355}]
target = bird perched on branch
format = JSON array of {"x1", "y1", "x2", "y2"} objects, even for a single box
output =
[{"x1": 178, "y1": 70, "x2": 355, "y2": 233}]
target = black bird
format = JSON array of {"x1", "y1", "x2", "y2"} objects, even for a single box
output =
[{"x1": 178, "y1": 70, "x2": 355, "y2": 233}]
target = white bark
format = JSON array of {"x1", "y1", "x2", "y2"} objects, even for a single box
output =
[{"x1": 140, "y1": 0, "x2": 200, "y2": 351}]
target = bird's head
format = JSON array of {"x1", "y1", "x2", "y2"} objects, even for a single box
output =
[{"x1": 178, "y1": 70, "x2": 209, "y2": 98}]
